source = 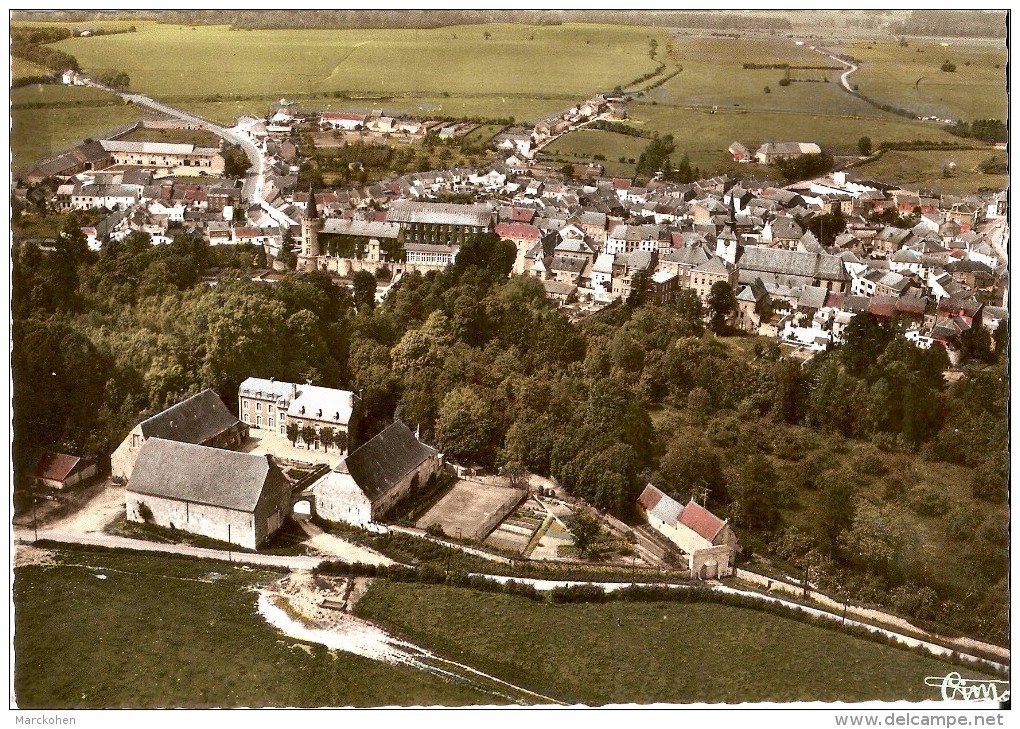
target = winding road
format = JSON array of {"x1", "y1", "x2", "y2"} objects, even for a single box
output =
[{"x1": 87, "y1": 79, "x2": 296, "y2": 229}]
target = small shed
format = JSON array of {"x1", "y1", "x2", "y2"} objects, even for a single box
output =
[{"x1": 34, "y1": 452, "x2": 98, "y2": 490}]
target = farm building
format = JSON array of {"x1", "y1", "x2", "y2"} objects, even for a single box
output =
[
  {"x1": 125, "y1": 438, "x2": 291, "y2": 550},
  {"x1": 637, "y1": 484, "x2": 739, "y2": 579},
  {"x1": 311, "y1": 421, "x2": 442, "y2": 527},
  {"x1": 112, "y1": 388, "x2": 249, "y2": 481},
  {"x1": 754, "y1": 142, "x2": 822, "y2": 165},
  {"x1": 33, "y1": 452, "x2": 98, "y2": 490}
]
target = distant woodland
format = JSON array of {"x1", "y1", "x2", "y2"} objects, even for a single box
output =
[{"x1": 8, "y1": 10, "x2": 1008, "y2": 37}]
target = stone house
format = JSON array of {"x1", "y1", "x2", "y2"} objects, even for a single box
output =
[
  {"x1": 311, "y1": 421, "x2": 441, "y2": 527},
  {"x1": 112, "y1": 389, "x2": 248, "y2": 481},
  {"x1": 238, "y1": 377, "x2": 360, "y2": 452},
  {"x1": 125, "y1": 438, "x2": 290, "y2": 550}
]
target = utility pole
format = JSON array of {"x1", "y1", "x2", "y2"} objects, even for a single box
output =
[
  {"x1": 228, "y1": 524, "x2": 232, "y2": 562},
  {"x1": 32, "y1": 493, "x2": 38, "y2": 543}
]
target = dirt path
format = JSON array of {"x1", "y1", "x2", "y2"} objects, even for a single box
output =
[
  {"x1": 258, "y1": 573, "x2": 565, "y2": 705},
  {"x1": 47, "y1": 482, "x2": 126, "y2": 534},
  {"x1": 297, "y1": 520, "x2": 393, "y2": 567}
]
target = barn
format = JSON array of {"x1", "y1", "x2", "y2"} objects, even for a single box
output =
[
  {"x1": 312, "y1": 421, "x2": 441, "y2": 527},
  {"x1": 125, "y1": 438, "x2": 290, "y2": 550},
  {"x1": 111, "y1": 389, "x2": 248, "y2": 480}
]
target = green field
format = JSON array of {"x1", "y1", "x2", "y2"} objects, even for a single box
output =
[
  {"x1": 853, "y1": 149, "x2": 1007, "y2": 196},
  {"x1": 13, "y1": 551, "x2": 489, "y2": 708},
  {"x1": 12, "y1": 84, "x2": 142, "y2": 171},
  {"x1": 843, "y1": 40, "x2": 1007, "y2": 122},
  {"x1": 51, "y1": 23, "x2": 666, "y2": 123},
  {"x1": 12, "y1": 56, "x2": 53, "y2": 79},
  {"x1": 645, "y1": 37, "x2": 882, "y2": 118},
  {"x1": 355, "y1": 581, "x2": 999, "y2": 705},
  {"x1": 621, "y1": 103, "x2": 986, "y2": 177},
  {"x1": 544, "y1": 128, "x2": 649, "y2": 178}
]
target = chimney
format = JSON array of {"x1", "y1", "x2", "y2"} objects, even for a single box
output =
[{"x1": 290, "y1": 383, "x2": 297, "y2": 400}]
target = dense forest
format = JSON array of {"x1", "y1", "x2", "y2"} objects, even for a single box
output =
[{"x1": 11, "y1": 217, "x2": 1008, "y2": 644}]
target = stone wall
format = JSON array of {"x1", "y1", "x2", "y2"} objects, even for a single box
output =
[{"x1": 126, "y1": 492, "x2": 259, "y2": 549}]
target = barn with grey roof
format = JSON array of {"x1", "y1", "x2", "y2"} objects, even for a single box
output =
[
  {"x1": 112, "y1": 388, "x2": 248, "y2": 480},
  {"x1": 126, "y1": 438, "x2": 290, "y2": 549},
  {"x1": 311, "y1": 421, "x2": 442, "y2": 527}
]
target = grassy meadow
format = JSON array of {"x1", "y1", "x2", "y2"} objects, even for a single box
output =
[
  {"x1": 355, "y1": 580, "x2": 1000, "y2": 705},
  {"x1": 842, "y1": 39, "x2": 1007, "y2": 122},
  {"x1": 12, "y1": 56, "x2": 53, "y2": 79},
  {"x1": 49, "y1": 23, "x2": 667, "y2": 122},
  {"x1": 853, "y1": 149, "x2": 1007, "y2": 196},
  {"x1": 13, "y1": 550, "x2": 489, "y2": 708},
  {"x1": 11, "y1": 84, "x2": 142, "y2": 170}
]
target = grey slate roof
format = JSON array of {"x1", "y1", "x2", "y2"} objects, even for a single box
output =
[
  {"x1": 386, "y1": 200, "x2": 492, "y2": 227},
  {"x1": 128, "y1": 438, "x2": 279, "y2": 512},
  {"x1": 321, "y1": 218, "x2": 401, "y2": 239},
  {"x1": 649, "y1": 488, "x2": 683, "y2": 526},
  {"x1": 139, "y1": 389, "x2": 241, "y2": 445},
  {"x1": 342, "y1": 421, "x2": 438, "y2": 502},
  {"x1": 738, "y1": 246, "x2": 846, "y2": 281}
]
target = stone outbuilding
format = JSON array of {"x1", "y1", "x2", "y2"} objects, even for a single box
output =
[
  {"x1": 637, "y1": 484, "x2": 739, "y2": 579},
  {"x1": 125, "y1": 438, "x2": 290, "y2": 550},
  {"x1": 312, "y1": 421, "x2": 441, "y2": 527},
  {"x1": 111, "y1": 389, "x2": 248, "y2": 481}
]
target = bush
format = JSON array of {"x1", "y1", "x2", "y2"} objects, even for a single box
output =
[
  {"x1": 764, "y1": 86, "x2": 771, "y2": 94},
  {"x1": 778, "y1": 77, "x2": 791, "y2": 87},
  {"x1": 941, "y1": 61, "x2": 956, "y2": 73},
  {"x1": 907, "y1": 483, "x2": 948, "y2": 517},
  {"x1": 138, "y1": 502, "x2": 153, "y2": 523}
]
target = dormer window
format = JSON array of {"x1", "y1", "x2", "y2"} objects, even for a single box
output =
[
  {"x1": 317, "y1": 409, "x2": 322, "y2": 417},
  {"x1": 334, "y1": 412, "x2": 340, "y2": 420},
  {"x1": 300, "y1": 406, "x2": 305, "y2": 415}
]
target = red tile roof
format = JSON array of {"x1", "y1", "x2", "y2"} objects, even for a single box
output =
[
  {"x1": 34, "y1": 452, "x2": 82, "y2": 483},
  {"x1": 510, "y1": 207, "x2": 535, "y2": 223},
  {"x1": 495, "y1": 222, "x2": 541, "y2": 241},
  {"x1": 612, "y1": 178, "x2": 632, "y2": 190},
  {"x1": 678, "y1": 500, "x2": 726, "y2": 543},
  {"x1": 637, "y1": 484, "x2": 663, "y2": 512}
]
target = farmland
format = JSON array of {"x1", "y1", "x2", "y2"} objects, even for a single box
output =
[
  {"x1": 852, "y1": 149, "x2": 1008, "y2": 196},
  {"x1": 840, "y1": 39, "x2": 1007, "y2": 122},
  {"x1": 11, "y1": 84, "x2": 142, "y2": 170},
  {"x1": 13, "y1": 550, "x2": 489, "y2": 708},
  {"x1": 12, "y1": 56, "x2": 52, "y2": 79},
  {"x1": 355, "y1": 580, "x2": 1000, "y2": 705},
  {"x1": 49, "y1": 23, "x2": 668, "y2": 123}
]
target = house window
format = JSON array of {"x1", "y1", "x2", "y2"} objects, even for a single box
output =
[
  {"x1": 256, "y1": 402, "x2": 262, "y2": 412},
  {"x1": 243, "y1": 413, "x2": 249, "y2": 423},
  {"x1": 256, "y1": 415, "x2": 262, "y2": 426},
  {"x1": 243, "y1": 400, "x2": 248, "y2": 409},
  {"x1": 268, "y1": 404, "x2": 273, "y2": 414},
  {"x1": 268, "y1": 418, "x2": 274, "y2": 428}
]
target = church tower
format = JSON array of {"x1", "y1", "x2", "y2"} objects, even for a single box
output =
[{"x1": 300, "y1": 186, "x2": 321, "y2": 258}]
